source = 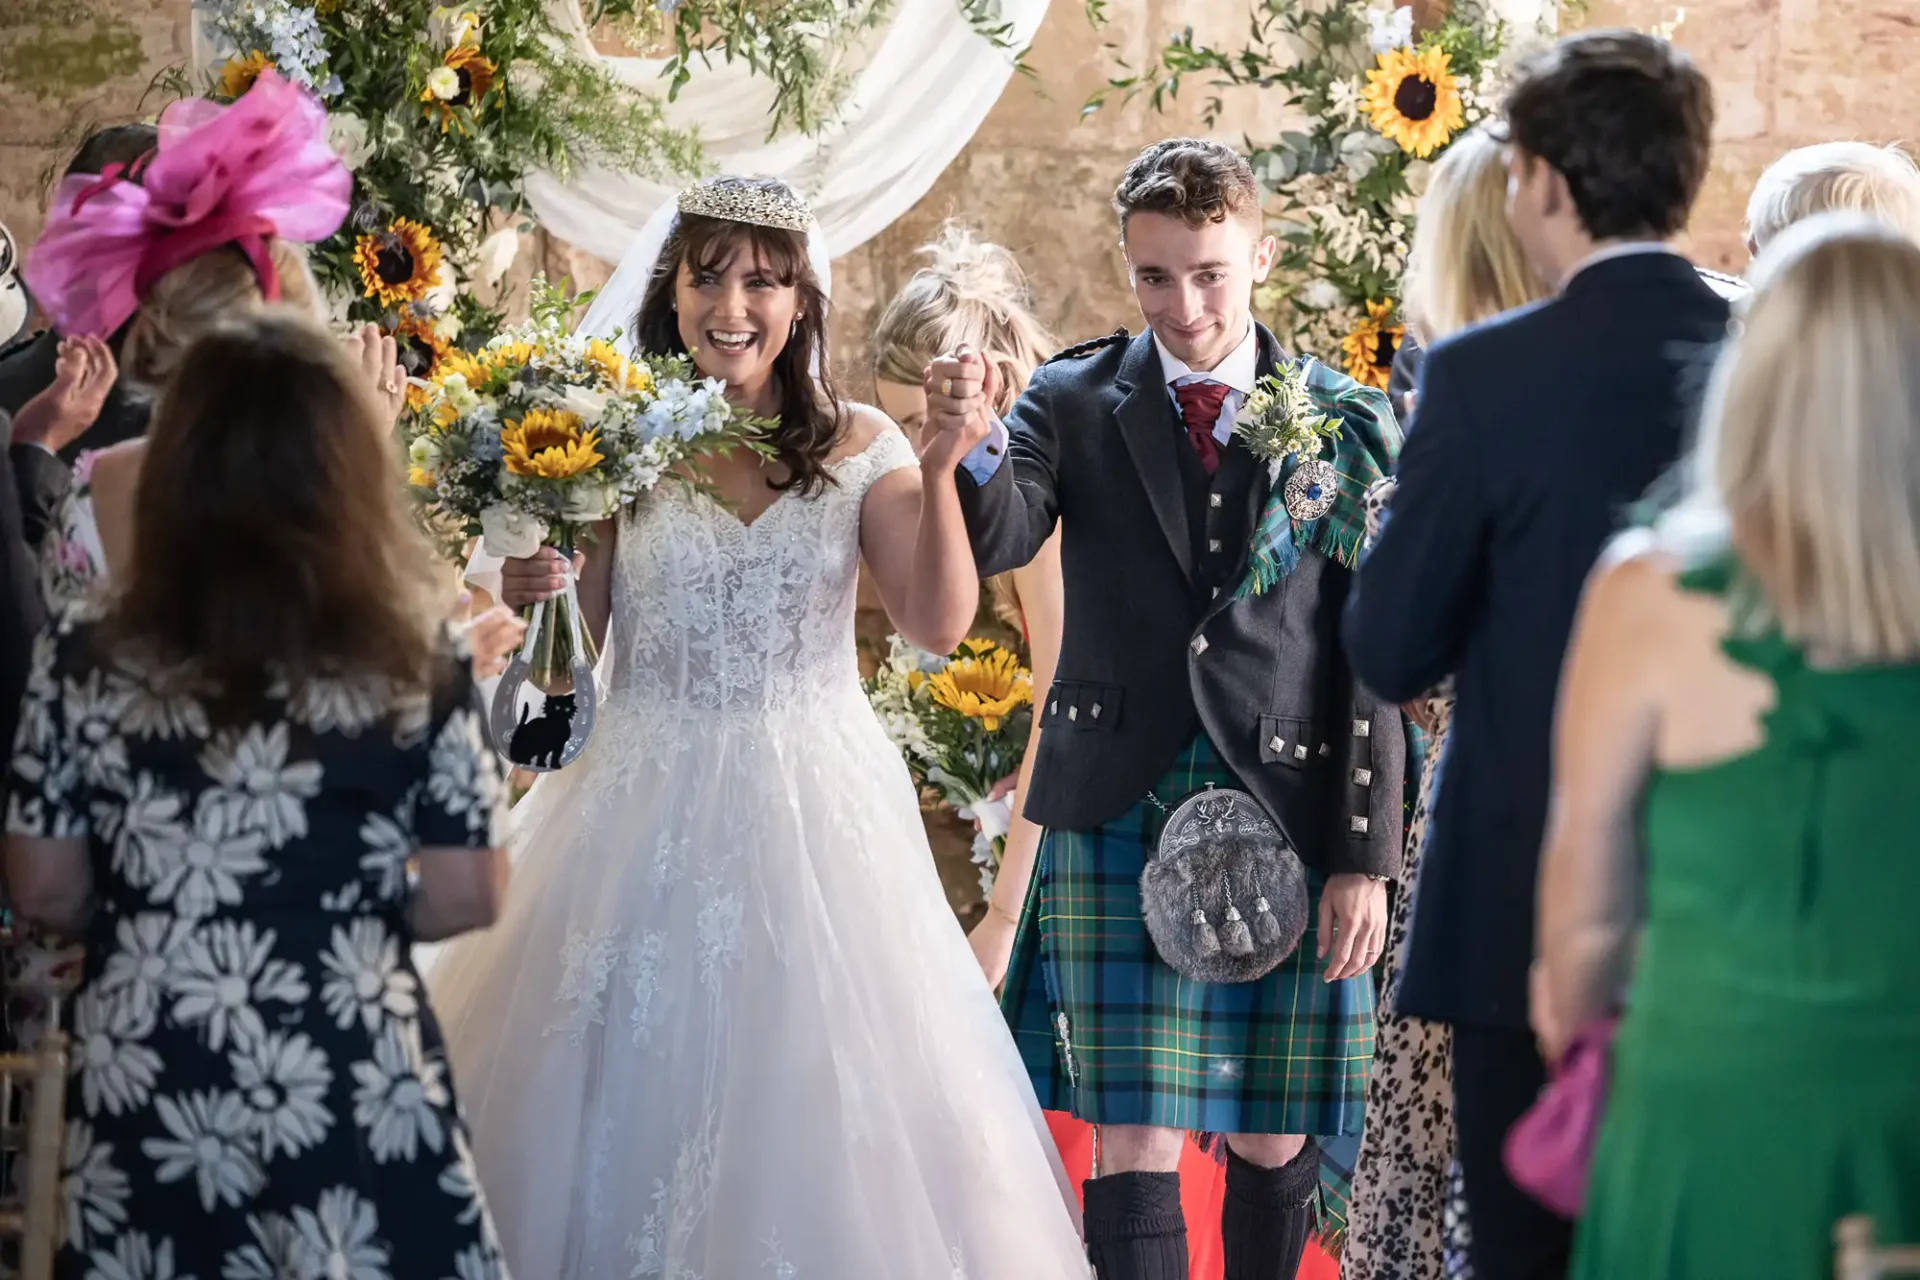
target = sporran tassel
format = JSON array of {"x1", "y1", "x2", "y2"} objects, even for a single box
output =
[
  {"x1": 1192, "y1": 907, "x2": 1221, "y2": 959},
  {"x1": 1220, "y1": 899, "x2": 1254, "y2": 957},
  {"x1": 1250, "y1": 894, "x2": 1284, "y2": 947}
]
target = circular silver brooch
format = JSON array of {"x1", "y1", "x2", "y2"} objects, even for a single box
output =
[{"x1": 1284, "y1": 457, "x2": 1338, "y2": 521}]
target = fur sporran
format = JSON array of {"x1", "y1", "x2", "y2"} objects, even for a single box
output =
[{"x1": 1141, "y1": 786, "x2": 1308, "y2": 985}]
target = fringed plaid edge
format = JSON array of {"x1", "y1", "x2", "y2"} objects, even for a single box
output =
[{"x1": 1241, "y1": 357, "x2": 1404, "y2": 596}]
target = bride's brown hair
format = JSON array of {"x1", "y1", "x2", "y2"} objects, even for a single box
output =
[
  {"x1": 104, "y1": 308, "x2": 445, "y2": 716},
  {"x1": 631, "y1": 180, "x2": 843, "y2": 496}
]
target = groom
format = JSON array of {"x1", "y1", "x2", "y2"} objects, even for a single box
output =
[{"x1": 927, "y1": 139, "x2": 1406, "y2": 1280}]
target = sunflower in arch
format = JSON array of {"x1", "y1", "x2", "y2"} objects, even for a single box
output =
[
  {"x1": 1341, "y1": 300, "x2": 1404, "y2": 392},
  {"x1": 1362, "y1": 46, "x2": 1465, "y2": 158},
  {"x1": 354, "y1": 219, "x2": 444, "y2": 308},
  {"x1": 422, "y1": 43, "x2": 498, "y2": 134}
]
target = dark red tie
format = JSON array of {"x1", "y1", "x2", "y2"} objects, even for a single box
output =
[{"x1": 1173, "y1": 380, "x2": 1230, "y2": 477}]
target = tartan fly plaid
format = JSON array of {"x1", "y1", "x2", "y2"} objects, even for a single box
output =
[{"x1": 1001, "y1": 734, "x2": 1377, "y2": 1236}]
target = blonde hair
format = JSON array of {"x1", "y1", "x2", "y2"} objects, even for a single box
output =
[
  {"x1": 1745, "y1": 142, "x2": 1920, "y2": 252},
  {"x1": 1659, "y1": 212, "x2": 1920, "y2": 662},
  {"x1": 121, "y1": 238, "x2": 322, "y2": 390},
  {"x1": 871, "y1": 225, "x2": 1056, "y2": 630},
  {"x1": 1401, "y1": 129, "x2": 1544, "y2": 343},
  {"x1": 871, "y1": 223, "x2": 1056, "y2": 417}
]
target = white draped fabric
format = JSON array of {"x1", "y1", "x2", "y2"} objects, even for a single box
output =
[{"x1": 526, "y1": 0, "x2": 1051, "y2": 266}]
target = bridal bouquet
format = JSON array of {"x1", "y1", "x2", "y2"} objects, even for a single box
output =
[
  {"x1": 865, "y1": 636, "x2": 1035, "y2": 895},
  {"x1": 403, "y1": 277, "x2": 767, "y2": 767}
]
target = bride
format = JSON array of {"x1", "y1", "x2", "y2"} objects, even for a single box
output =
[{"x1": 425, "y1": 177, "x2": 1089, "y2": 1277}]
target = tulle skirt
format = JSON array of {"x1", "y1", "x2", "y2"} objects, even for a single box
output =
[{"x1": 424, "y1": 688, "x2": 1088, "y2": 1278}]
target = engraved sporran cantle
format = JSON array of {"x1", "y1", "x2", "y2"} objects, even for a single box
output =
[
  {"x1": 489, "y1": 559, "x2": 598, "y2": 772},
  {"x1": 1141, "y1": 786, "x2": 1308, "y2": 984}
]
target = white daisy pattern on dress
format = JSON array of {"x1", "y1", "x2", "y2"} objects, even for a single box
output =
[
  {"x1": 350, "y1": 1020, "x2": 450, "y2": 1164},
  {"x1": 72, "y1": 987, "x2": 164, "y2": 1119},
  {"x1": 358, "y1": 811, "x2": 412, "y2": 899},
  {"x1": 99, "y1": 774, "x2": 188, "y2": 892},
  {"x1": 231, "y1": 1030, "x2": 334, "y2": 1161},
  {"x1": 80, "y1": 1230, "x2": 188, "y2": 1280},
  {"x1": 141, "y1": 1089, "x2": 265, "y2": 1212},
  {"x1": 62, "y1": 1118, "x2": 132, "y2": 1250},
  {"x1": 7, "y1": 624, "x2": 509, "y2": 1276},
  {"x1": 145, "y1": 792, "x2": 269, "y2": 921},
  {"x1": 97, "y1": 914, "x2": 192, "y2": 1024},
  {"x1": 199, "y1": 722, "x2": 323, "y2": 848},
  {"x1": 319, "y1": 919, "x2": 419, "y2": 1033},
  {"x1": 289, "y1": 1186, "x2": 392, "y2": 1280},
  {"x1": 424, "y1": 707, "x2": 502, "y2": 842},
  {"x1": 287, "y1": 674, "x2": 388, "y2": 737},
  {"x1": 168, "y1": 921, "x2": 309, "y2": 1052}
]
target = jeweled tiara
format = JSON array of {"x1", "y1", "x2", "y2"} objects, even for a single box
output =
[{"x1": 676, "y1": 178, "x2": 813, "y2": 233}]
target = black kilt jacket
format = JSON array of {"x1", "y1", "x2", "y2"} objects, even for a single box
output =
[{"x1": 955, "y1": 326, "x2": 1406, "y2": 880}]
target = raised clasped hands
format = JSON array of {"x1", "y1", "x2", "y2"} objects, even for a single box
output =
[{"x1": 920, "y1": 344, "x2": 1001, "y2": 473}]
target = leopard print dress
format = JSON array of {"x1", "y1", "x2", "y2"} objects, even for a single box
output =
[{"x1": 1342, "y1": 477, "x2": 1473, "y2": 1279}]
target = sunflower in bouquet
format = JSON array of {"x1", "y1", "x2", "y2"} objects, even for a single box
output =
[
  {"x1": 402, "y1": 277, "x2": 769, "y2": 711},
  {"x1": 864, "y1": 636, "x2": 1035, "y2": 894}
]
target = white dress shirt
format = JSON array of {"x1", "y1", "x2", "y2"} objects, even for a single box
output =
[{"x1": 961, "y1": 321, "x2": 1259, "y2": 482}]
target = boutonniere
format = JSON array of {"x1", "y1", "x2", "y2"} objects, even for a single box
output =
[{"x1": 1232, "y1": 362, "x2": 1345, "y2": 521}]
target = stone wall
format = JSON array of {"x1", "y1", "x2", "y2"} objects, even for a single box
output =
[{"x1": 2, "y1": 0, "x2": 1909, "y2": 915}]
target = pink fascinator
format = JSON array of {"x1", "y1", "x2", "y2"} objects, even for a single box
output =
[{"x1": 24, "y1": 70, "x2": 350, "y2": 339}]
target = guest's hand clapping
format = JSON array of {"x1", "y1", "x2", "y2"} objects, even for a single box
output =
[
  {"x1": 498, "y1": 546, "x2": 586, "y2": 609},
  {"x1": 11, "y1": 335, "x2": 115, "y2": 453},
  {"x1": 346, "y1": 323, "x2": 407, "y2": 426},
  {"x1": 920, "y1": 344, "x2": 1000, "y2": 472}
]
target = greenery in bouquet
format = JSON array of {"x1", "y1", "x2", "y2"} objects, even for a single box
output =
[
  {"x1": 402, "y1": 277, "x2": 771, "y2": 684},
  {"x1": 1087, "y1": 0, "x2": 1566, "y2": 387},
  {"x1": 864, "y1": 636, "x2": 1035, "y2": 895}
]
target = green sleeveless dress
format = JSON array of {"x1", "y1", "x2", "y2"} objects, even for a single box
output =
[{"x1": 1571, "y1": 559, "x2": 1920, "y2": 1278}]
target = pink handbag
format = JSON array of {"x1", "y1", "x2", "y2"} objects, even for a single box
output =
[{"x1": 1503, "y1": 1016, "x2": 1621, "y2": 1219}]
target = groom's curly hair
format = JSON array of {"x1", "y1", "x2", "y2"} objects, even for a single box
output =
[{"x1": 1113, "y1": 139, "x2": 1262, "y2": 235}]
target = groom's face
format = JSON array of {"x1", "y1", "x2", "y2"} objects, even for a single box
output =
[{"x1": 1123, "y1": 211, "x2": 1275, "y2": 372}]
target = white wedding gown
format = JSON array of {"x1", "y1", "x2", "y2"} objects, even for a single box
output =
[{"x1": 425, "y1": 429, "x2": 1088, "y2": 1278}]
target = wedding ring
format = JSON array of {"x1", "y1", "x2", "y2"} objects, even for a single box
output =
[
  {"x1": 941, "y1": 378, "x2": 954, "y2": 397},
  {"x1": 384, "y1": 379, "x2": 401, "y2": 395}
]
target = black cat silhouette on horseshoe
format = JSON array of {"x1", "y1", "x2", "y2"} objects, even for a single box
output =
[{"x1": 507, "y1": 693, "x2": 577, "y2": 769}]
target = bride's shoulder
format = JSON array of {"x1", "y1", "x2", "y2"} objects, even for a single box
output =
[{"x1": 826, "y1": 401, "x2": 911, "y2": 465}]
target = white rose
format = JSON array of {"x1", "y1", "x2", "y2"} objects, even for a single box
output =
[
  {"x1": 477, "y1": 226, "x2": 522, "y2": 288},
  {"x1": 1300, "y1": 279, "x2": 1346, "y2": 311},
  {"x1": 427, "y1": 66, "x2": 463, "y2": 101},
  {"x1": 325, "y1": 112, "x2": 376, "y2": 171},
  {"x1": 479, "y1": 505, "x2": 549, "y2": 560},
  {"x1": 432, "y1": 312, "x2": 463, "y2": 343},
  {"x1": 408, "y1": 436, "x2": 440, "y2": 469},
  {"x1": 558, "y1": 480, "x2": 618, "y2": 524},
  {"x1": 558, "y1": 384, "x2": 610, "y2": 423},
  {"x1": 422, "y1": 260, "x2": 459, "y2": 314}
]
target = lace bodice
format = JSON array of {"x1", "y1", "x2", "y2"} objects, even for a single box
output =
[{"x1": 602, "y1": 429, "x2": 918, "y2": 724}]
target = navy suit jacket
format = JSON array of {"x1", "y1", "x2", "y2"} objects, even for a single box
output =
[{"x1": 1344, "y1": 252, "x2": 1732, "y2": 1030}]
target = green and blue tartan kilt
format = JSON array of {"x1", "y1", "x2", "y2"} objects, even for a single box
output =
[{"x1": 1001, "y1": 734, "x2": 1379, "y2": 1231}]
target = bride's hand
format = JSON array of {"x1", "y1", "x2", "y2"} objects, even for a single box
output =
[{"x1": 499, "y1": 547, "x2": 585, "y2": 609}]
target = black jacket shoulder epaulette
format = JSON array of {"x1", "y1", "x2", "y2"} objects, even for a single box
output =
[{"x1": 1042, "y1": 327, "x2": 1129, "y2": 366}]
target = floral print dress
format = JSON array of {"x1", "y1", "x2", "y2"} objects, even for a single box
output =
[{"x1": 5, "y1": 618, "x2": 513, "y2": 1280}]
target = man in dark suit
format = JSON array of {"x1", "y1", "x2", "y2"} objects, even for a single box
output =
[
  {"x1": 0, "y1": 123, "x2": 158, "y2": 467},
  {"x1": 1345, "y1": 31, "x2": 1726, "y2": 1280},
  {"x1": 927, "y1": 140, "x2": 1406, "y2": 1280}
]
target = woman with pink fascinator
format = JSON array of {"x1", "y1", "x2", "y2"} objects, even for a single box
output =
[{"x1": 5, "y1": 74, "x2": 516, "y2": 1280}]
